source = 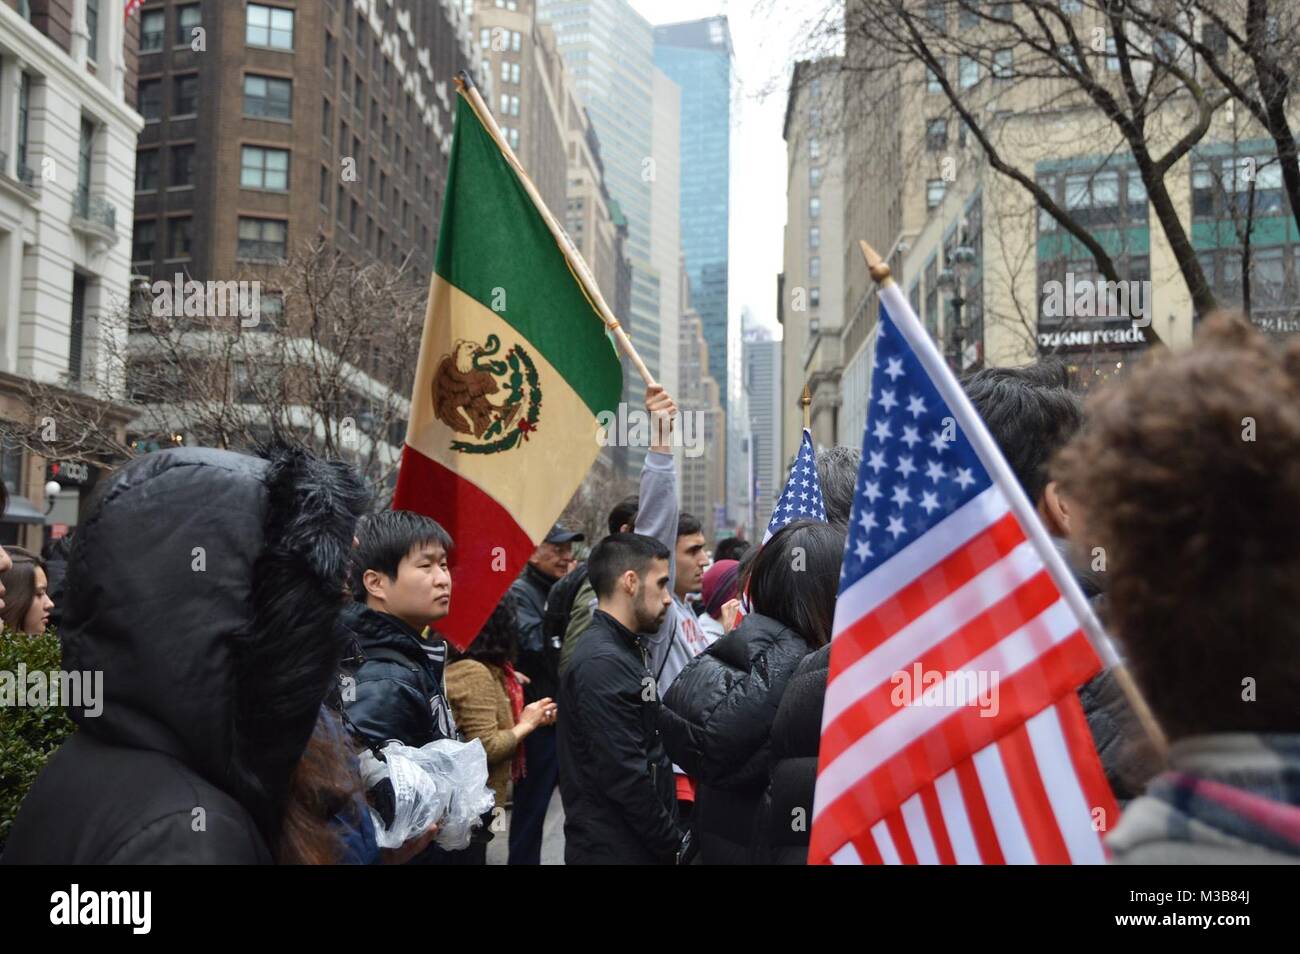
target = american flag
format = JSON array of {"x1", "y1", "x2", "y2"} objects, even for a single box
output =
[
  {"x1": 125, "y1": 0, "x2": 146, "y2": 20},
  {"x1": 809, "y1": 278, "x2": 1119, "y2": 865},
  {"x1": 763, "y1": 428, "x2": 826, "y2": 543}
]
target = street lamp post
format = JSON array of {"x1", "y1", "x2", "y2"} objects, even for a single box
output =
[{"x1": 935, "y1": 244, "x2": 978, "y2": 372}]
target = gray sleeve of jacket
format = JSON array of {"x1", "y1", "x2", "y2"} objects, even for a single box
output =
[{"x1": 633, "y1": 450, "x2": 678, "y2": 680}]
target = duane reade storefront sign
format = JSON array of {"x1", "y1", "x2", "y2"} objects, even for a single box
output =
[{"x1": 1037, "y1": 274, "x2": 1153, "y2": 352}]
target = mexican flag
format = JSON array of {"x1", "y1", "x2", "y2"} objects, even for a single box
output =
[{"x1": 394, "y1": 82, "x2": 623, "y2": 650}]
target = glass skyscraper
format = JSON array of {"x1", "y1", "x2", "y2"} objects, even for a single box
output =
[{"x1": 654, "y1": 17, "x2": 733, "y2": 408}]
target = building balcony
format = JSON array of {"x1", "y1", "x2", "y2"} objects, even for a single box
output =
[{"x1": 71, "y1": 188, "x2": 118, "y2": 246}]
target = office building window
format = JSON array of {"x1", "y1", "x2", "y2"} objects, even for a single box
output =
[
  {"x1": 320, "y1": 164, "x2": 331, "y2": 207},
  {"x1": 176, "y1": 4, "x2": 201, "y2": 45},
  {"x1": 993, "y1": 49, "x2": 1014, "y2": 79},
  {"x1": 247, "y1": 4, "x2": 294, "y2": 50},
  {"x1": 86, "y1": 0, "x2": 100, "y2": 61},
  {"x1": 809, "y1": 196, "x2": 821, "y2": 219},
  {"x1": 244, "y1": 74, "x2": 292, "y2": 119},
  {"x1": 241, "y1": 146, "x2": 290, "y2": 192},
  {"x1": 169, "y1": 217, "x2": 193, "y2": 258},
  {"x1": 136, "y1": 149, "x2": 160, "y2": 191},
  {"x1": 324, "y1": 31, "x2": 336, "y2": 70},
  {"x1": 174, "y1": 74, "x2": 200, "y2": 116},
  {"x1": 171, "y1": 144, "x2": 195, "y2": 187},
  {"x1": 927, "y1": 178, "x2": 947, "y2": 209},
  {"x1": 141, "y1": 9, "x2": 165, "y2": 53},
  {"x1": 237, "y1": 217, "x2": 288, "y2": 260},
  {"x1": 809, "y1": 226, "x2": 820, "y2": 249},
  {"x1": 810, "y1": 287, "x2": 821, "y2": 308},
  {"x1": 926, "y1": 118, "x2": 948, "y2": 150},
  {"x1": 139, "y1": 78, "x2": 162, "y2": 121},
  {"x1": 322, "y1": 98, "x2": 332, "y2": 142},
  {"x1": 810, "y1": 256, "x2": 821, "y2": 279},
  {"x1": 133, "y1": 219, "x2": 157, "y2": 262},
  {"x1": 959, "y1": 56, "x2": 980, "y2": 89}
]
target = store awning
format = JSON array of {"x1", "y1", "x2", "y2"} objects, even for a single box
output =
[{"x1": 2, "y1": 495, "x2": 47, "y2": 525}]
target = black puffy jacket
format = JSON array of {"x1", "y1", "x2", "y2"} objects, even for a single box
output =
[
  {"x1": 753, "y1": 642, "x2": 830, "y2": 865},
  {"x1": 340, "y1": 603, "x2": 456, "y2": 749},
  {"x1": 2, "y1": 447, "x2": 367, "y2": 864},
  {"x1": 660, "y1": 613, "x2": 813, "y2": 864},
  {"x1": 558, "y1": 610, "x2": 681, "y2": 865}
]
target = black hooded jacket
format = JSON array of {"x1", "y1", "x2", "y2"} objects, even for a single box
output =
[
  {"x1": 2, "y1": 447, "x2": 367, "y2": 864},
  {"x1": 339, "y1": 602, "x2": 456, "y2": 749},
  {"x1": 659, "y1": 613, "x2": 813, "y2": 864}
]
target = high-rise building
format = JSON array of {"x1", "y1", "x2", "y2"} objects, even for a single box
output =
[
  {"x1": 132, "y1": 0, "x2": 481, "y2": 286},
  {"x1": 780, "y1": 57, "x2": 846, "y2": 465},
  {"x1": 650, "y1": 68, "x2": 679, "y2": 402},
  {"x1": 539, "y1": 0, "x2": 681, "y2": 475},
  {"x1": 0, "y1": 0, "x2": 143, "y2": 546},
  {"x1": 653, "y1": 17, "x2": 731, "y2": 408},
  {"x1": 468, "y1": 0, "x2": 565, "y2": 215},
  {"x1": 676, "y1": 264, "x2": 724, "y2": 543},
  {"x1": 744, "y1": 317, "x2": 781, "y2": 523}
]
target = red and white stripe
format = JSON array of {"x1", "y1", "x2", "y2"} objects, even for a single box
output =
[
  {"x1": 125, "y1": 0, "x2": 146, "y2": 19},
  {"x1": 809, "y1": 485, "x2": 1118, "y2": 864}
]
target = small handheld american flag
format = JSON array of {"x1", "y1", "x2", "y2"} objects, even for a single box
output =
[
  {"x1": 125, "y1": 0, "x2": 146, "y2": 19},
  {"x1": 763, "y1": 428, "x2": 827, "y2": 543},
  {"x1": 809, "y1": 251, "x2": 1120, "y2": 865}
]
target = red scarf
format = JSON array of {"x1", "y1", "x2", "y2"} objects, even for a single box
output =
[{"x1": 502, "y1": 662, "x2": 527, "y2": 782}]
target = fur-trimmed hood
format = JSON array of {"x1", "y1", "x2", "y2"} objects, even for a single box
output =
[{"x1": 59, "y1": 446, "x2": 369, "y2": 845}]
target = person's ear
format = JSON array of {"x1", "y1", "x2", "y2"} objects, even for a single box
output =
[
  {"x1": 1039, "y1": 481, "x2": 1071, "y2": 537},
  {"x1": 362, "y1": 568, "x2": 387, "y2": 602},
  {"x1": 620, "y1": 569, "x2": 638, "y2": 596}
]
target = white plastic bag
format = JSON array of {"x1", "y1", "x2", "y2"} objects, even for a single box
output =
[{"x1": 360, "y1": 737, "x2": 496, "y2": 851}]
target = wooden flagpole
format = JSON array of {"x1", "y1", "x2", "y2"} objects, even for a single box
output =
[
  {"x1": 454, "y1": 72, "x2": 655, "y2": 387},
  {"x1": 801, "y1": 383, "x2": 812, "y2": 431},
  {"x1": 858, "y1": 238, "x2": 1168, "y2": 760}
]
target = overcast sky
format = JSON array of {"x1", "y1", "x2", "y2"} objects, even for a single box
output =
[{"x1": 629, "y1": 0, "x2": 815, "y2": 338}]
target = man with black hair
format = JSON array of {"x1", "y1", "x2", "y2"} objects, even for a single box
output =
[
  {"x1": 961, "y1": 360, "x2": 1084, "y2": 538},
  {"x1": 558, "y1": 533, "x2": 683, "y2": 864},
  {"x1": 814, "y1": 446, "x2": 862, "y2": 531},
  {"x1": 342, "y1": 510, "x2": 458, "y2": 751},
  {"x1": 712, "y1": 536, "x2": 752, "y2": 564}
]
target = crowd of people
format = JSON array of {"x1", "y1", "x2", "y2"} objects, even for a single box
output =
[{"x1": 2, "y1": 311, "x2": 1299, "y2": 864}]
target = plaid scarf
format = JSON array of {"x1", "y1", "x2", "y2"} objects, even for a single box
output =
[{"x1": 1108, "y1": 733, "x2": 1300, "y2": 862}]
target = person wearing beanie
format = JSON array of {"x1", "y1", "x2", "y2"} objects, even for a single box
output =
[{"x1": 697, "y1": 559, "x2": 740, "y2": 644}]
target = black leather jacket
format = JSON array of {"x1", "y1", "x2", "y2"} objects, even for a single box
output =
[
  {"x1": 340, "y1": 603, "x2": 456, "y2": 750},
  {"x1": 558, "y1": 609, "x2": 681, "y2": 864}
]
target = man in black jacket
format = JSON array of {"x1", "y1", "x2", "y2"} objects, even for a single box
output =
[
  {"x1": 558, "y1": 533, "x2": 683, "y2": 865},
  {"x1": 505, "y1": 523, "x2": 582, "y2": 864},
  {"x1": 343, "y1": 511, "x2": 458, "y2": 749}
]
